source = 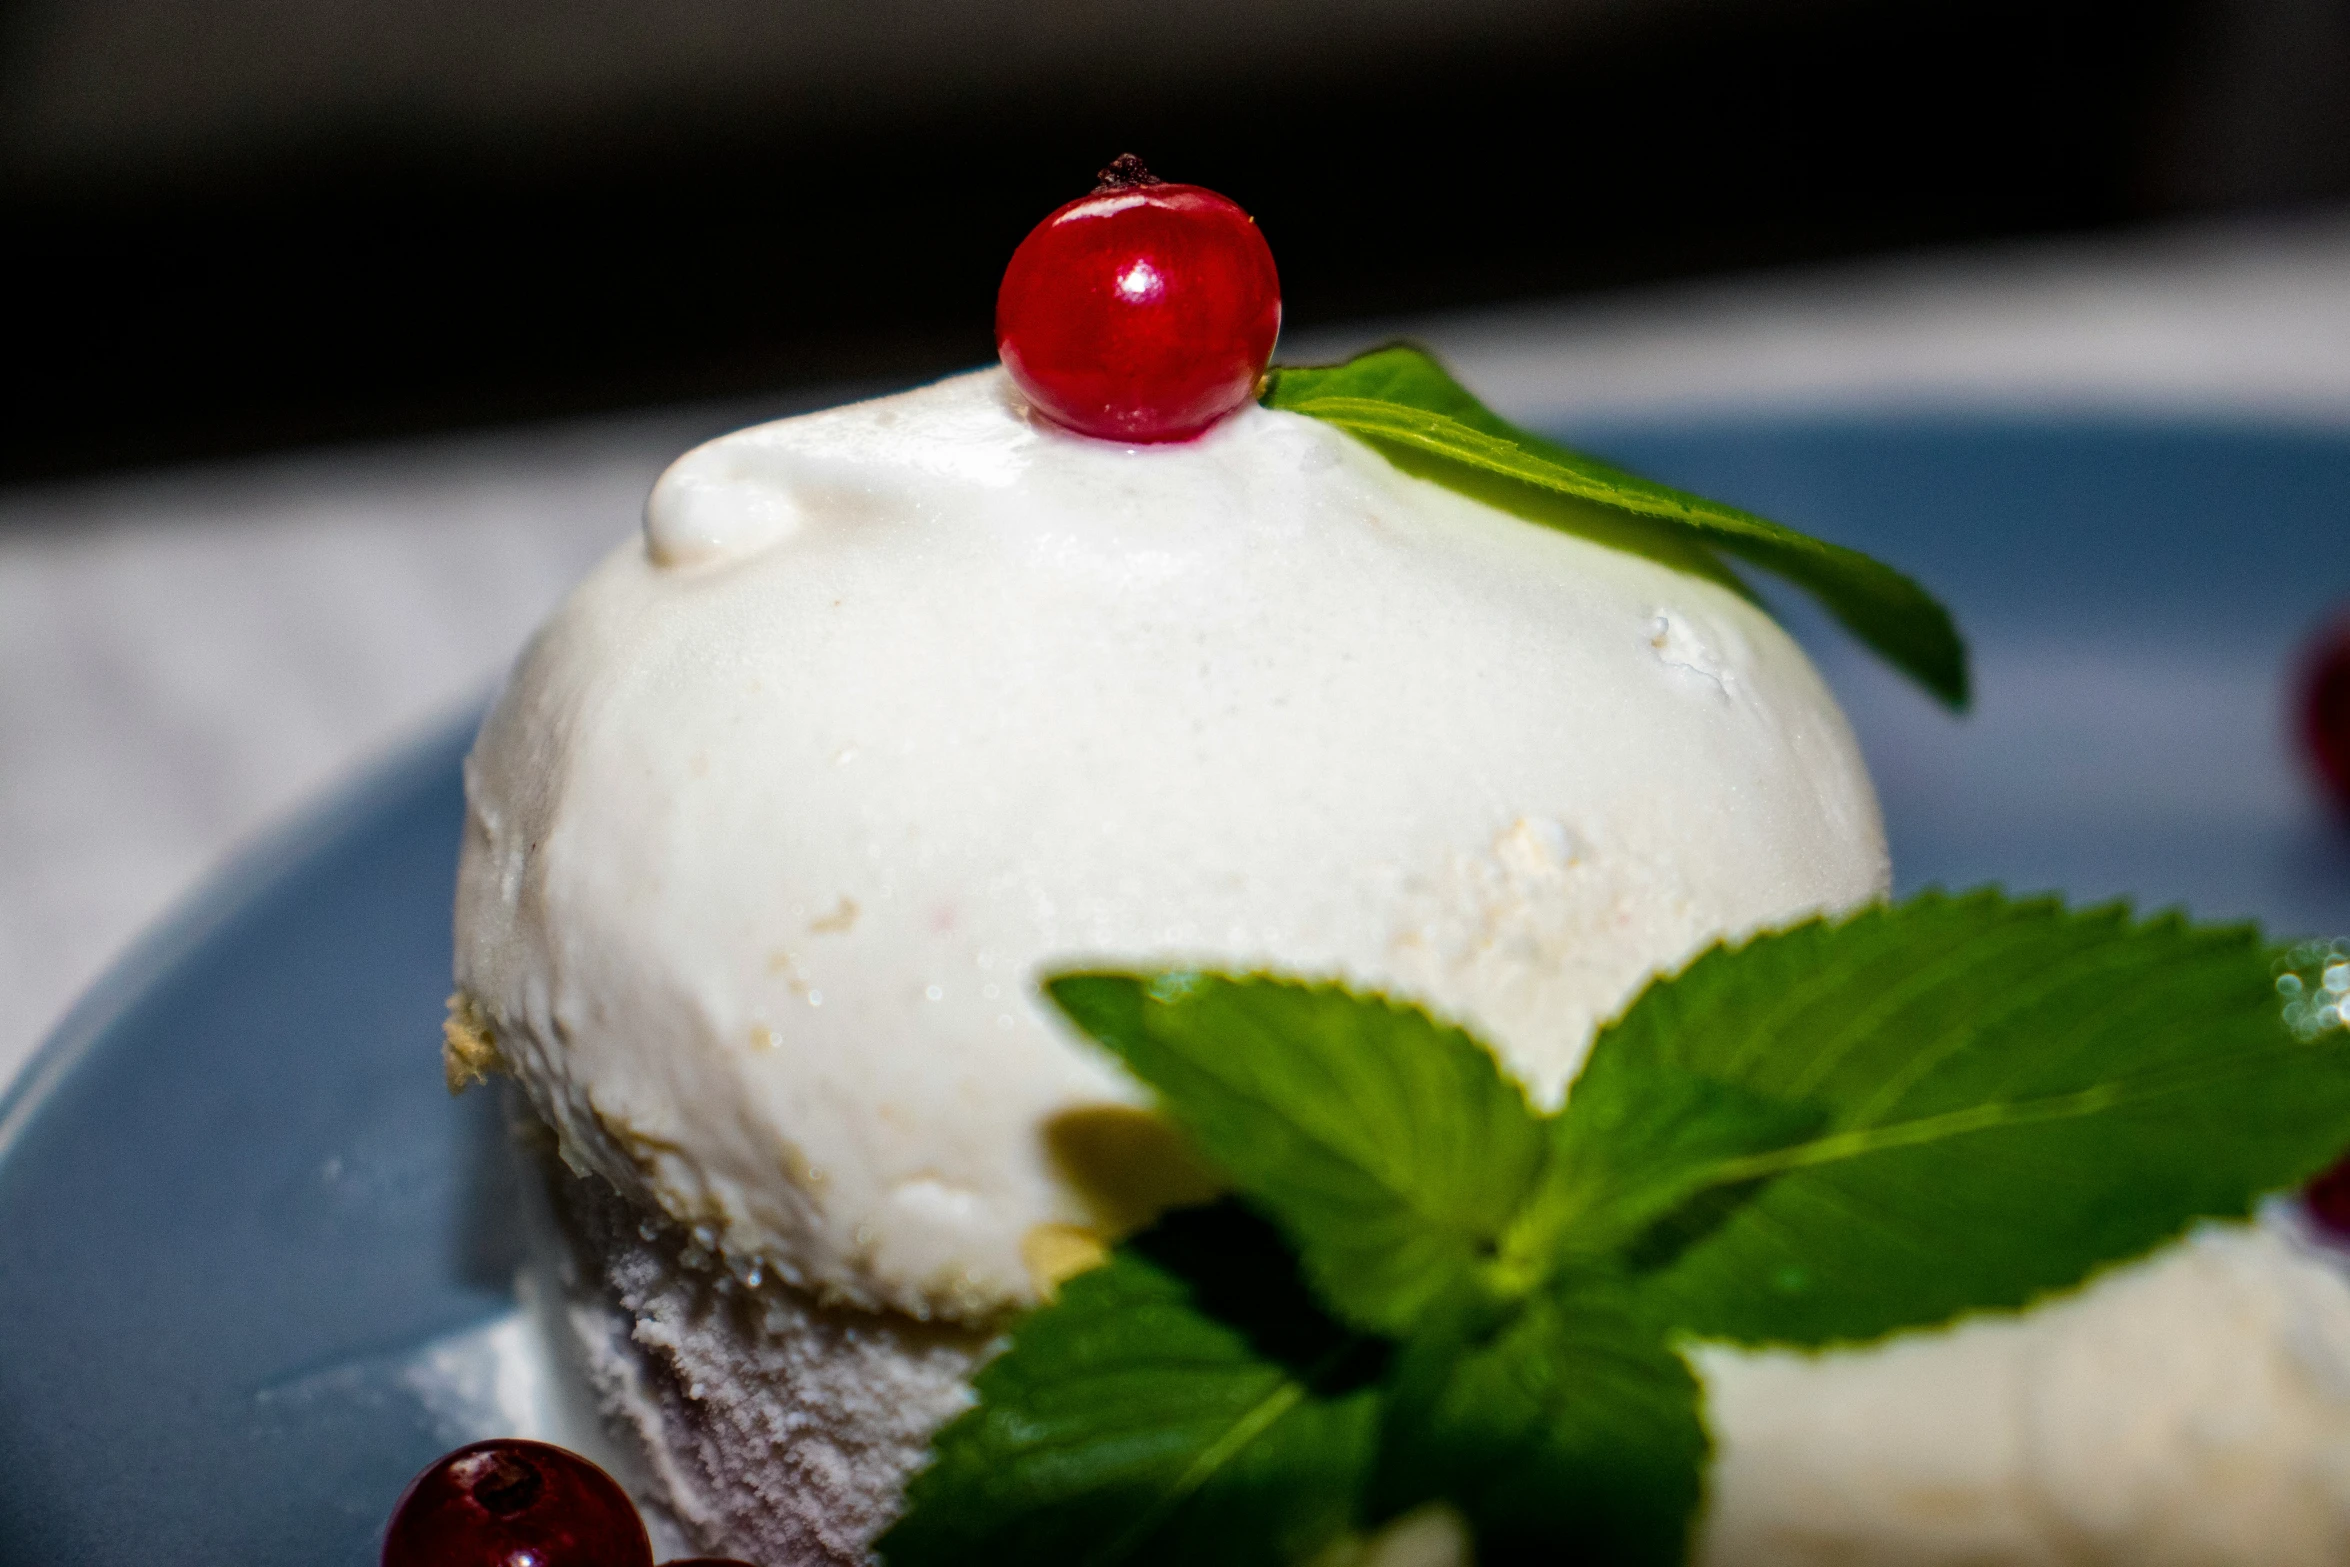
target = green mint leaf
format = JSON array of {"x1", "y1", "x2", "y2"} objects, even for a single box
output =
[
  {"x1": 1263, "y1": 344, "x2": 1969, "y2": 709},
  {"x1": 878, "y1": 1202, "x2": 1381, "y2": 1567},
  {"x1": 1568, "y1": 889, "x2": 2350, "y2": 1345},
  {"x1": 1046, "y1": 972, "x2": 1547, "y2": 1338},
  {"x1": 1375, "y1": 1272, "x2": 1706, "y2": 1567},
  {"x1": 1514, "y1": 1064, "x2": 1826, "y2": 1268}
]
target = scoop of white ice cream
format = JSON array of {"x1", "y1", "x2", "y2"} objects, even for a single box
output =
[{"x1": 454, "y1": 367, "x2": 1887, "y2": 1321}]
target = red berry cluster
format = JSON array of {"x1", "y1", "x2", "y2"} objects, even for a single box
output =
[
  {"x1": 996, "y1": 154, "x2": 1280, "y2": 444},
  {"x1": 382, "y1": 1440, "x2": 757, "y2": 1567},
  {"x1": 2266, "y1": 617, "x2": 2350, "y2": 1239}
]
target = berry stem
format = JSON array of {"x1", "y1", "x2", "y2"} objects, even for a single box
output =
[{"x1": 1094, "y1": 154, "x2": 1163, "y2": 192}]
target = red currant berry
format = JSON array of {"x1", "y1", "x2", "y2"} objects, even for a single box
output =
[
  {"x1": 996, "y1": 154, "x2": 1280, "y2": 444},
  {"x1": 2302, "y1": 614, "x2": 2350, "y2": 818},
  {"x1": 2306, "y1": 1150, "x2": 2350, "y2": 1240},
  {"x1": 383, "y1": 1439, "x2": 652, "y2": 1567}
]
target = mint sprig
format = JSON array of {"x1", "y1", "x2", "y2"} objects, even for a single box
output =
[
  {"x1": 883, "y1": 892, "x2": 2350, "y2": 1565},
  {"x1": 1263, "y1": 345, "x2": 1969, "y2": 710}
]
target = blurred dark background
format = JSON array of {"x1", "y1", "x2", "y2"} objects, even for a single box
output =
[{"x1": 7, "y1": 0, "x2": 2348, "y2": 483}]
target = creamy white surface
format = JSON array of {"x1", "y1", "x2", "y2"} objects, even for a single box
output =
[
  {"x1": 1697, "y1": 1213, "x2": 2350, "y2": 1566},
  {"x1": 454, "y1": 368, "x2": 1887, "y2": 1318}
]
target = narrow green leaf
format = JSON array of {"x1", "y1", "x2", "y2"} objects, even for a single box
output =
[
  {"x1": 1046, "y1": 972, "x2": 1548, "y2": 1338},
  {"x1": 1561, "y1": 889, "x2": 2350, "y2": 1345},
  {"x1": 1264, "y1": 344, "x2": 1969, "y2": 709},
  {"x1": 878, "y1": 1203, "x2": 1381, "y2": 1567},
  {"x1": 1375, "y1": 1272, "x2": 1707, "y2": 1567}
]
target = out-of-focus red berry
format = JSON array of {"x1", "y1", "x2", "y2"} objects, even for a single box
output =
[
  {"x1": 2307, "y1": 1151, "x2": 2350, "y2": 1241},
  {"x1": 996, "y1": 154, "x2": 1280, "y2": 444},
  {"x1": 382, "y1": 1439, "x2": 652, "y2": 1567},
  {"x1": 2301, "y1": 615, "x2": 2350, "y2": 818}
]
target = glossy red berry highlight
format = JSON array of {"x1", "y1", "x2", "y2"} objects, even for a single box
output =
[
  {"x1": 2302, "y1": 614, "x2": 2350, "y2": 819},
  {"x1": 382, "y1": 1439, "x2": 652, "y2": 1567},
  {"x1": 996, "y1": 154, "x2": 1280, "y2": 444}
]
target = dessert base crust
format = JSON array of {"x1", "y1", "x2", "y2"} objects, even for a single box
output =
[{"x1": 522, "y1": 1132, "x2": 993, "y2": 1565}]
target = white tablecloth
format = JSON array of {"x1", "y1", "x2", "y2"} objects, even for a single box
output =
[{"x1": 6, "y1": 211, "x2": 2349, "y2": 1091}]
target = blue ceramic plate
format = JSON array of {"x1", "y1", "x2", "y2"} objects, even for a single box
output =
[{"x1": 5, "y1": 416, "x2": 2349, "y2": 1565}]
